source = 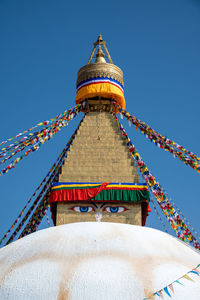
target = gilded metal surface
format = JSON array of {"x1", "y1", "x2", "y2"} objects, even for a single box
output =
[
  {"x1": 85, "y1": 99, "x2": 114, "y2": 112},
  {"x1": 88, "y1": 34, "x2": 113, "y2": 64},
  {"x1": 93, "y1": 34, "x2": 113, "y2": 64},
  {"x1": 87, "y1": 45, "x2": 97, "y2": 64},
  {"x1": 95, "y1": 46, "x2": 106, "y2": 63},
  {"x1": 77, "y1": 34, "x2": 123, "y2": 87},
  {"x1": 76, "y1": 63, "x2": 124, "y2": 87}
]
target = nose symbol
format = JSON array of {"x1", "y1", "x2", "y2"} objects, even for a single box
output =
[{"x1": 95, "y1": 212, "x2": 102, "y2": 222}]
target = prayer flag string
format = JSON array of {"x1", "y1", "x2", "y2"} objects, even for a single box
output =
[
  {"x1": 0, "y1": 119, "x2": 69, "y2": 164},
  {"x1": 0, "y1": 102, "x2": 84, "y2": 156},
  {"x1": 0, "y1": 101, "x2": 86, "y2": 177},
  {"x1": 5, "y1": 167, "x2": 59, "y2": 244},
  {"x1": 113, "y1": 102, "x2": 200, "y2": 173},
  {"x1": 0, "y1": 109, "x2": 74, "y2": 156},
  {"x1": 150, "y1": 199, "x2": 168, "y2": 233},
  {"x1": 1, "y1": 115, "x2": 84, "y2": 245},
  {"x1": 45, "y1": 204, "x2": 51, "y2": 227},
  {"x1": 0, "y1": 122, "x2": 65, "y2": 162},
  {"x1": 0, "y1": 102, "x2": 83, "y2": 147},
  {"x1": 144, "y1": 264, "x2": 200, "y2": 299},
  {"x1": 19, "y1": 191, "x2": 50, "y2": 238},
  {"x1": 0, "y1": 132, "x2": 73, "y2": 245},
  {"x1": 114, "y1": 114, "x2": 200, "y2": 250},
  {"x1": 155, "y1": 184, "x2": 200, "y2": 243},
  {"x1": 170, "y1": 199, "x2": 200, "y2": 243}
]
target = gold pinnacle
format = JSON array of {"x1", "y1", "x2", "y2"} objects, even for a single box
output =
[{"x1": 88, "y1": 34, "x2": 113, "y2": 64}]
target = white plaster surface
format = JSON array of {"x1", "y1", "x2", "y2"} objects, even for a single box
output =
[{"x1": 0, "y1": 222, "x2": 200, "y2": 300}]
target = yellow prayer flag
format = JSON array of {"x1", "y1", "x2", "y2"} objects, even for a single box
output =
[{"x1": 183, "y1": 274, "x2": 194, "y2": 282}]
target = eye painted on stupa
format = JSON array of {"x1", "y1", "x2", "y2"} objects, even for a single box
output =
[
  {"x1": 103, "y1": 206, "x2": 128, "y2": 213},
  {"x1": 71, "y1": 206, "x2": 94, "y2": 213}
]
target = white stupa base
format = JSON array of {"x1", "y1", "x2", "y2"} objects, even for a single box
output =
[{"x1": 0, "y1": 222, "x2": 200, "y2": 300}]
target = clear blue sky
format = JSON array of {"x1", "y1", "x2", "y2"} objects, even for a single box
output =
[{"x1": 0, "y1": 0, "x2": 200, "y2": 242}]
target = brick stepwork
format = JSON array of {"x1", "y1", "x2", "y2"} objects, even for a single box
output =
[
  {"x1": 56, "y1": 110, "x2": 142, "y2": 226},
  {"x1": 59, "y1": 111, "x2": 140, "y2": 183}
]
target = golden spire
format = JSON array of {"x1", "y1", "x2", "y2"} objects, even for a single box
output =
[
  {"x1": 87, "y1": 34, "x2": 113, "y2": 64},
  {"x1": 75, "y1": 34, "x2": 125, "y2": 110}
]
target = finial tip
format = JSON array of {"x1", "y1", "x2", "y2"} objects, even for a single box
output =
[{"x1": 97, "y1": 34, "x2": 103, "y2": 44}]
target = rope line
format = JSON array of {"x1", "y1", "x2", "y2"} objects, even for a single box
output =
[
  {"x1": 0, "y1": 102, "x2": 86, "y2": 176},
  {"x1": 113, "y1": 102, "x2": 200, "y2": 173},
  {"x1": 150, "y1": 199, "x2": 168, "y2": 233},
  {"x1": 1, "y1": 115, "x2": 84, "y2": 245},
  {"x1": 114, "y1": 113, "x2": 200, "y2": 250}
]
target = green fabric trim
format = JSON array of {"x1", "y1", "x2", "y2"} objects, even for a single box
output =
[{"x1": 90, "y1": 189, "x2": 150, "y2": 202}]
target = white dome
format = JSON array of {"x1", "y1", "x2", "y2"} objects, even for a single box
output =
[{"x1": 0, "y1": 222, "x2": 200, "y2": 300}]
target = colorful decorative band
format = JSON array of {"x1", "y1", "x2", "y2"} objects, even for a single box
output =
[
  {"x1": 76, "y1": 77, "x2": 124, "y2": 93},
  {"x1": 51, "y1": 182, "x2": 149, "y2": 191},
  {"x1": 50, "y1": 182, "x2": 149, "y2": 201},
  {"x1": 49, "y1": 182, "x2": 150, "y2": 225}
]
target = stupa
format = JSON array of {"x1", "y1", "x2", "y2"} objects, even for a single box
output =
[
  {"x1": 49, "y1": 34, "x2": 150, "y2": 227},
  {"x1": 0, "y1": 35, "x2": 200, "y2": 300}
]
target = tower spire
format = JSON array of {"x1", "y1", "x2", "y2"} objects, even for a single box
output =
[
  {"x1": 87, "y1": 34, "x2": 113, "y2": 64},
  {"x1": 76, "y1": 35, "x2": 125, "y2": 110}
]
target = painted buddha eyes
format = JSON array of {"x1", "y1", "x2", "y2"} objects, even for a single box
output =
[
  {"x1": 71, "y1": 206, "x2": 127, "y2": 213},
  {"x1": 72, "y1": 206, "x2": 94, "y2": 213},
  {"x1": 103, "y1": 207, "x2": 127, "y2": 213}
]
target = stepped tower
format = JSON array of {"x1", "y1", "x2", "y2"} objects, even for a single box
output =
[{"x1": 50, "y1": 35, "x2": 150, "y2": 226}]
